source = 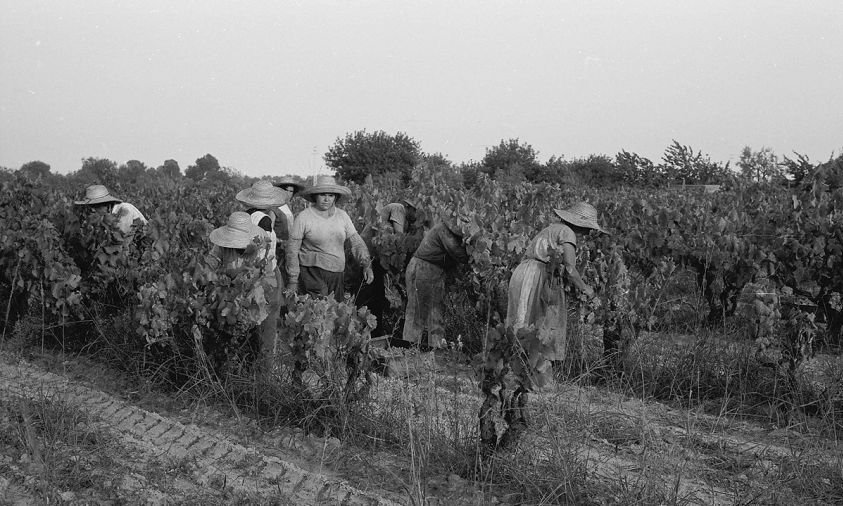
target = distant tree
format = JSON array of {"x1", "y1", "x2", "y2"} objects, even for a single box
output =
[
  {"x1": 156, "y1": 159, "x2": 181, "y2": 179},
  {"x1": 119, "y1": 159, "x2": 148, "y2": 185},
  {"x1": 458, "y1": 161, "x2": 482, "y2": 189},
  {"x1": 415, "y1": 153, "x2": 464, "y2": 188},
  {"x1": 660, "y1": 141, "x2": 730, "y2": 185},
  {"x1": 0, "y1": 166, "x2": 13, "y2": 184},
  {"x1": 74, "y1": 157, "x2": 120, "y2": 189},
  {"x1": 526, "y1": 155, "x2": 572, "y2": 185},
  {"x1": 567, "y1": 154, "x2": 620, "y2": 187},
  {"x1": 737, "y1": 146, "x2": 782, "y2": 182},
  {"x1": 494, "y1": 163, "x2": 527, "y2": 184},
  {"x1": 185, "y1": 154, "x2": 221, "y2": 181},
  {"x1": 422, "y1": 152, "x2": 452, "y2": 169},
  {"x1": 324, "y1": 130, "x2": 421, "y2": 184},
  {"x1": 17, "y1": 160, "x2": 51, "y2": 183},
  {"x1": 782, "y1": 152, "x2": 814, "y2": 187},
  {"x1": 481, "y1": 138, "x2": 541, "y2": 181},
  {"x1": 820, "y1": 153, "x2": 843, "y2": 191},
  {"x1": 206, "y1": 166, "x2": 246, "y2": 186},
  {"x1": 527, "y1": 154, "x2": 620, "y2": 187},
  {"x1": 615, "y1": 150, "x2": 662, "y2": 187},
  {"x1": 800, "y1": 153, "x2": 843, "y2": 192},
  {"x1": 661, "y1": 141, "x2": 699, "y2": 183}
]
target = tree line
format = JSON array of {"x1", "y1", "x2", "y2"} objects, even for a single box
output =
[
  {"x1": 322, "y1": 130, "x2": 827, "y2": 188},
  {"x1": 5, "y1": 131, "x2": 834, "y2": 191}
]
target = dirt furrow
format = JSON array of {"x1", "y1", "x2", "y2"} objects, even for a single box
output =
[
  {"x1": 0, "y1": 357, "x2": 401, "y2": 506},
  {"x1": 377, "y1": 361, "x2": 735, "y2": 505}
]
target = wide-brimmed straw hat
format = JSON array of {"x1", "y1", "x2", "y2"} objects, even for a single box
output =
[
  {"x1": 236, "y1": 180, "x2": 288, "y2": 208},
  {"x1": 401, "y1": 197, "x2": 420, "y2": 209},
  {"x1": 272, "y1": 176, "x2": 305, "y2": 194},
  {"x1": 74, "y1": 185, "x2": 122, "y2": 205},
  {"x1": 209, "y1": 211, "x2": 263, "y2": 249},
  {"x1": 299, "y1": 175, "x2": 352, "y2": 203},
  {"x1": 554, "y1": 202, "x2": 608, "y2": 234}
]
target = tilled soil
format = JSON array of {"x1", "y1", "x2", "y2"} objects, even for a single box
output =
[
  {"x1": 2, "y1": 347, "x2": 842, "y2": 505},
  {"x1": 0, "y1": 352, "x2": 402, "y2": 505},
  {"x1": 377, "y1": 348, "x2": 843, "y2": 505}
]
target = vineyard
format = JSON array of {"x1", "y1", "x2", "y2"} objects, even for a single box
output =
[{"x1": 2, "y1": 154, "x2": 843, "y2": 504}]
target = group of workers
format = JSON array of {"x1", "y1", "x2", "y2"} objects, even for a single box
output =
[{"x1": 75, "y1": 176, "x2": 608, "y2": 364}]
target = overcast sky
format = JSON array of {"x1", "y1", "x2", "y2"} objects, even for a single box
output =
[{"x1": 1, "y1": 1, "x2": 841, "y2": 178}]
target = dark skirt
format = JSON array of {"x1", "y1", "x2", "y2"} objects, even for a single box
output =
[{"x1": 353, "y1": 259, "x2": 387, "y2": 337}]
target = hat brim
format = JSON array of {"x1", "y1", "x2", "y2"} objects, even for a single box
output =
[
  {"x1": 235, "y1": 187, "x2": 288, "y2": 208},
  {"x1": 554, "y1": 209, "x2": 609, "y2": 234},
  {"x1": 273, "y1": 181, "x2": 305, "y2": 193},
  {"x1": 209, "y1": 227, "x2": 260, "y2": 249},
  {"x1": 401, "y1": 198, "x2": 419, "y2": 209},
  {"x1": 299, "y1": 184, "x2": 352, "y2": 202},
  {"x1": 74, "y1": 195, "x2": 122, "y2": 206}
]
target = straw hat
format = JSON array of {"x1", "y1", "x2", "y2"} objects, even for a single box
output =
[
  {"x1": 401, "y1": 197, "x2": 420, "y2": 209},
  {"x1": 209, "y1": 211, "x2": 263, "y2": 249},
  {"x1": 554, "y1": 202, "x2": 608, "y2": 234},
  {"x1": 299, "y1": 175, "x2": 352, "y2": 203},
  {"x1": 272, "y1": 176, "x2": 305, "y2": 194},
  {"x1": 74, "y1": 185, "x2": 122, "y2": 205},
  {"x1": 235, "y1": 180, "x2": 288, "y2": 208}
]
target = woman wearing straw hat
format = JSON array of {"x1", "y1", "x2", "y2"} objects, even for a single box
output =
[
  {"x1": 272, "y1": 176, "x2": 305, "y2": 244},
  {"x1": 236, "y1": 180, "x2": 289, "y2": 271},
  {"x1": 285, "y1": 175, "x2": 373, "y2": 301},
  {"x1": 206, "y1": 212, "x2": 271, "y2": 365},
  {"x1": 236, "y1": 180, "x2": 289, "y2": 357},
  {"x1": 505, "y1": 202, "x2": 608, "y2": 362},
  {"x1": 206, "y1": 211, "x2": 266, "y2": 270},
  {"x1": 74, "y1": 184, "x2": 148, "y2": 234}
]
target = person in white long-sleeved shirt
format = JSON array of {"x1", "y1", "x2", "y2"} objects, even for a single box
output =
[{"x1": 74, "y1": 184, "x2": 147, "y2": 233}]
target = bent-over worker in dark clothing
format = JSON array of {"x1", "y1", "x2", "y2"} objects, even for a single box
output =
[{"x1": 401, "y1": 220, "x2": 469, "y2": 349}]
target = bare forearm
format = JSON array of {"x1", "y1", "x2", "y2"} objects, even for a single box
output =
[
  {"x1": 565, "y1": 265, "x2": 589, "y2": 292},
  {"x1": 561, "y1": 242, "x2": 589, "y2": 292},
  {"x1": 348, "y1": 233, "x2": 371, "y2": 268},
  {"x1": 285, "y1": 239, "x2": 302, "y2": 284}
]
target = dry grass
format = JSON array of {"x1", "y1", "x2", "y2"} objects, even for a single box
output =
[
  {"x1": 0, "y1": 391, "x2": 120, "y2": 503},
  {"x1": 6, "y1": 298, "x2": 843, "y2": 505}
]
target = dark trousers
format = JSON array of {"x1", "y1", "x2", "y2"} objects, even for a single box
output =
[{"x1": 299, "y1": 265, "x2": 345, "y2": 302}]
